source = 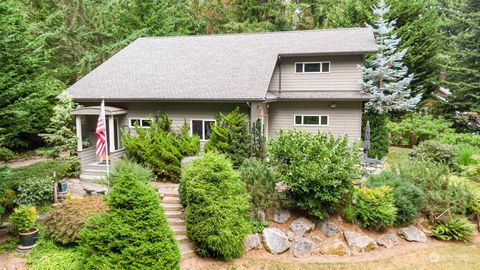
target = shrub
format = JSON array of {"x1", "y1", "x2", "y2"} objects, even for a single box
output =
[
  {"x1": 269, "y1": 130, "x2": 359, "y2": 220},
  {"x1": 14, "y1": 177, "x2": 54, "y2": 206},
  {"x1": 454, "y1": 144, "x2": 480, "y2": 166},
  {"x1": 432, "y1": 216, "x2": 475, "y2": 242},
  {"x1": 177, "y1": 122, "x2": 201, "y2": 157},
  {"x1": 412, "y1": 140, "x2": 456, "y2": 167},
  {"x1": 435, "y1": 132, "x2": 480, "y2": 148},
  {"x1": 78, "y1": 174, "x2": 180, "y2": 269},
  {"x1": 122, "y1": 114, "x2": 199, "y2": 182},
  {"x1": 44, "y1": 197, "x2": 108, "y2": 244},
  {"x1": 9, "y1": 205, "x2": 37, "y2": 233},
  {"x1": 388, "y1": 114, "x2": 454, "y2": 147},
  {"x1": 182, "y1": 153, "x2": 250, "y2": 260},
  {"x1": 238, "y1": 158, "x2": 279, "y2": 218},
  {"x1": 352, "y1": 187, "x2": 397, "y2": 231},
  {"x1": 204, "y1": 107, "x2": 252, "y2": 168},
  {"x1": 366, "y1": 171, "x2": 424, "y2": 226},
  {"x1": 251, "y1": 120, "x2": 267, "y2": 159},
  {"x1": 362, "y1": 109, "x2": 389, "y2": 158},
  {"x1": 0, "y1": 147, "x2": 15, "y2": 161},
  {"x1": 342, "y1": 202, "x2": 356, "y2": 223},
  {"x1": 108, "y1": 158, "x2": 155, "y2": 186}
]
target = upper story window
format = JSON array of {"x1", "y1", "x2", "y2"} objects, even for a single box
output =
[
  {"x1": 129, "y1": 118, "x2": 152, "y2": 128},
  {"x1": 191, "y1": 119, "x2": 216, "y2": 140},
  {"x1": 294, "y1": 115, "x2": 329, "y2": 126},
  {"x1": 295, "y1": 62, "x2": 330, "y2": 73}
]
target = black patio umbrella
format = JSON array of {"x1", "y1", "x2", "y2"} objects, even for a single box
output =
[{"x1": 363, "y1": 121, "x2": 371, "y2": 158}]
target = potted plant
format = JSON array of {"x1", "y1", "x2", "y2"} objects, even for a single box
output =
[{"x1": 8, "y1": 205, "x2": 38, "y2": 251}]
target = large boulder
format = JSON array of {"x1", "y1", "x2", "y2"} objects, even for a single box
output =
[
  {"x1": 272, "y1": 209, "x2": 291, "y2": 224},
  {"x1": 244, "y1": 233, "x2": 261, "y2": 251},
  {"x1": 292, "y1": 238, "x2": 315, "y2": 258},
  {"x1": 289, "y1": 217, "x2": 315, "y2": 237},
  {"x1": 319, "y1": 221, "x2": 340, "y2": 238},
  {"x1": 262, "y1": 228, "x2": 291, "y2": 254},
  {"x1": 319, "y1": 240, "x2": 350, "y2": 256},
  {"x1": 398, "y1": 226, "x2": 427, "y2": 242},
  {"x1": 377, "y1": 233, "x2": 399, "y2": 248},
  {"x1": 343, "y1": 231, "x2": 378, "y2": 253}
]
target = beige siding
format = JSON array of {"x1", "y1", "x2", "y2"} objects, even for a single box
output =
[
  {"x1": 267, "y1": 101, "x2": 362, "y2": 144},
  {"x1": 268, "y1": 55, "x2": 363, "y2": 92}
]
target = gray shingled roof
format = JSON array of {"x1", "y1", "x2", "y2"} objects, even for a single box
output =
[{"x1": 66, "y1": 28, "x2": 376, "y2": 101}]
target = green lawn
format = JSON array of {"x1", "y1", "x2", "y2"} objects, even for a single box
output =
[{"x1": 385, "y1": 146, "x2": 412, "y2": 169}]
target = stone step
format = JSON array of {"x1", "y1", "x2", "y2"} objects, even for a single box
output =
[
  {"x1": 161, "y1": 193, "x2": 179, "y2": 198},
  {"x1": 171, "y1": 225, "x2": 187, "y2": 235},
  {"x1": 176, "y1": 234, "x2": 189, "y2": 244},
  {"x1": 180, "y1": 242, "x2": 195, "y2": 259},
  {"x1": 167, "y1": 218, "x2": 185, "y2": 226},
  {"x1": 165, "y1": 210, "x2": 183, "y2": 219},
  {"x1": 162, "y1": 204, "x2": 183, "y2": 211},
  {"x1": 162, "y1": 197, "x2": 180, "y2": 204}
]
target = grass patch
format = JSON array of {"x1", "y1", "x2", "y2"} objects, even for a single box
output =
[
  {"x1": 385, "y1": 147, "x2": 412, "y2": 169},
  {"x1": 0, "y1": 234, "x2": 19, "y2": 252}
]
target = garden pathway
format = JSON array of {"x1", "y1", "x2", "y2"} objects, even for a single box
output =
[{"x1": 154, "y1": 182, "x2": 196, "y2": 260}]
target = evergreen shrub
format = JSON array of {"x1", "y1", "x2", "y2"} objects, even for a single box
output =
[
  {"x1": 78, "y1": 174, "x2": 180, "y2": 269},
  {"x1": 353, "y1": 186, "x2": 397, "y2": 231},
  {"x1": 108, "y1": 158, "x2": 155, "y2": 186},
  {"x1": 182, "y1": 153, "x2": 250, "y2": 260},
  {"x1": 412, "y1": 140, "x2": 456, "y2": 167},
  {"x1": 362, "y1": 109, "x2": 389, "y2": 158},
  {"x1": 269, "y1": 130, "x2": 359, "y2": 220}
]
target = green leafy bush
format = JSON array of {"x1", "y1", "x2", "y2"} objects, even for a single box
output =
[
  {"x1": 432, "y1": 216, "x2": 475, "y2": 242},
  {"x1": 412, "y1": 140, "x2": 456, "y2": 167},
  {"x1": 436, "y1": 132, "x2": 480, "y2": 148},
  {"x1": 342, "y1": 202, "x2": 356, "y2": 223},
  {"x1": 352, "y1": 187, "x2": 397, "y2": 231},
  {"x1": 44, "y1": 197, "x2": 108, "y2": 244},
  {"x1": 204, "y1": 107, "x2": 252, "y2": 168},
  {"x1": 78, "y1": 174, "x2": 180, "y2": 269},
  {"x1": 9, "y1": 205, "x2": 37, "y2": 233},
  {"x1": 388, "y1": 114, "x2": 454, "y2": 147},
  {"x1": 122, "y1": 114, "x2": 199, "y2": 182},
  {"x1": 269, "y1": 130, "x2": 359, "y2": 220},
  {"x1": 108, "y1": 158, "x2": 155, "y2": 186},
  {"x1": 182, "y1": 153, "x2": 250, "y2": 260},
  {"x1": 362, "y1": 109, "x2": 389, "y2": 158},
  {"x1": 14, "y1": 177, "x2": 54, "y2": 206},
  {"x1": 238, "y1": 158, "x2": 279, "y2": 218},
  {"x1": 366, "y1": 171, "x2": 424, "y2": 226},
  {"x1": 0, "y1": 147, "x2": 15, "y2": 161}
]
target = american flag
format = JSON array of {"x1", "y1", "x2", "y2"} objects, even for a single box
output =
[{"x1": 95, "y1": 100, "x2": 107, "y2": 157}]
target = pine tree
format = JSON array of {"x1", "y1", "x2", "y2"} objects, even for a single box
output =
[{"x1": 360, "y1": 0, "x2": 421, "y2": 114}]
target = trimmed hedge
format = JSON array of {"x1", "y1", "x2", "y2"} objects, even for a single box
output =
[
  {"x1": 78, "y1": 173, "x2": 180, "y2": 269},
  {"x1": 268, "y1": 130, "x2": 359, "y2": 220},
  {"x1": 181, "y1": 153, "x2": 250, "y2": 260}
]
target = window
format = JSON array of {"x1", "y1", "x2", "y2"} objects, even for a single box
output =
[
  {"x1": 294, "y1": 115, "x2": 329, "y2": 126},
  {"x1": 191, "y1": 120, "x2": 215, "y2": 140},
  {"x1": 295, "y1": 62, "x2": 331, "y2": 73},
  {"x1": 129, "y1": 118, "x2": 151, "y2": 128}
]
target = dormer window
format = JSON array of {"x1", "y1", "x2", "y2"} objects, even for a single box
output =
[{"x1": 295, "y1": 62, "x2": 330, "y2": 73}]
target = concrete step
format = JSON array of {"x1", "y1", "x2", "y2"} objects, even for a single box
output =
[
  {"x1": 80, "y1": 169, "x2": 108, "y2": 177},
  {"x1": 180, "y1": 242, "x2": 195, "y2": 259},
  {"x1": 176, "y1": 234, "x2": 189, "y2": 244},
  {"x1": 161, "y1": 193, "x2": 179, "y2": 198},
  {"x1": 83, "y1": 164, "x2": 108, "y2": 171},
  {"x1": 171, "y1": 225, "x2": 187, "y2": 235},
  {"x1": 165, "y1": 210, "x2": 183, "y2": 219},
  {"x1": 167, "y1": 218, "x2": 185, "y2": 226},
  {"x1": 162, "y1": 197, "x2": 180, "y2": 204},
  {"x1": 162, "y1": 204, "x2": 183, "y2": 211},
  {"x1": 79, "y1": 174, "x2": 107, "y2": 182}
]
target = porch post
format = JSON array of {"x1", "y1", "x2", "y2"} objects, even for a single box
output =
[
  {"x1": 108, "y1": 115, "x2": 115, "y2": 153},
  {"x1": 76, "y1": 116, "x2": 83, "y2": 151}
]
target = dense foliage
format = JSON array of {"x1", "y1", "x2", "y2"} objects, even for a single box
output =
[
  {"x1": 181, "y1": 153, "x2": 250, "y2": 260},
  {"x1": 238, "y1": 158, "x2": 279, "y2": 219},
  {"x1": 363, "y1": 110, "x2": 389, "y2": 158},
  {"x1": 78, "y1": 173, "x2": 180, "y2": 269},
  {"x1": 351, "y1": 186, "x2": 397, "y2": 231},
  {"x1": 412, "y1": 140, "x2": 457, "y2": 168},
  {"x1": 8, "y1": 205, "x2": 37, "y2": 233},
  {"x1": 366, "y1": 171, "x2": 424, "y2": 226},
  {"x1": 108, "y1": 158, "x2": 155, "y2": 186},
  {"x1": 44, "y1": 197, "x2": 108, "y2": 244},
  {"x1": 122, "y1": 114, "x2": 199, "y2": 182},
  {"x1": 14, "y1": 177, "x2": 54, "y2": 206},
  {"x1": 269, "y1": 130, "x2": 359, "y2": 220},
  {"x1": 204, "y1": 108, "x2": 252, "y2": 168},
  {"x1": 432, "y1": 216, "x2": 476, "y2": 242}
]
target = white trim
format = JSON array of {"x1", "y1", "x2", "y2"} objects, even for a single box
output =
[
  {"x1": 190, "y1": 119, "x2": 216, "y2": 141},
  {"x1": 294, "y1": 61, "x2": 331, "y2": 74},
  {"x1": 293, "y1": 114, "x2": 329, "y2": 126},
  {"x1": 128, "y1": 117, "x2": 151, "y2": 128}
]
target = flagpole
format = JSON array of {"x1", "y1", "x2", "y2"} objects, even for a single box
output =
[{"x1": 102, "y1": 99, "x2": 110, "y2": 182}]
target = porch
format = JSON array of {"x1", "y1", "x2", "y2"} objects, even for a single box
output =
[{"x1": 72, "y1": 106, "x2": 127, "y2": 181}]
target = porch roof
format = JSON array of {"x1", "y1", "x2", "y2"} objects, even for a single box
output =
[{"x1": 71, "y1": 106, "x2": 127, "y2": 116}]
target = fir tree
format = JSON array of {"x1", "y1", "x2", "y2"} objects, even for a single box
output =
[{"x1": 360, "y1": 0, "x2": 421, "y2": 114}]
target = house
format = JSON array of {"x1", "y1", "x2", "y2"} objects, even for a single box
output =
[{"x1": 66, "y1": 28, "x2": 377, "y2": 180}]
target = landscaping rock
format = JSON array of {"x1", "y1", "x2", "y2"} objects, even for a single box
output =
[
  {"x1": 287, "y1": 231, "x2": 295, "y2": 241},
  {"x1": 319, "y1": 240, "x2": 350, "y2": 256},
  {"x1": 398, "y1": 226, "x2": 426, "y2": 242},
  {"x1": 289, "y1": 217, "x2": 315, "y2": 237},
  {"x1": 273, "y1": 209, "x2": 291, "y2": 224},
  {"x1": 376, "y1": 233, "x2": 399, "y2": 248},
  {"x1": 310, "y1": 236, "x2": 324, "y2": 250},
  {"x1": 244, "y1": 233, "x2": 261, "y2": 251},
  {"x1": 292, "y1": 238, "x2": 315, "y2": 258},
  {"x1": 319, "y1": 221, "x2": 339, "y2": 237},
  {"x1": 343, "y1": 231, "x2": 378, "y2": 253},
  {"x1": 262, "y1": 228, "x2": 291, "y2": 254}
]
